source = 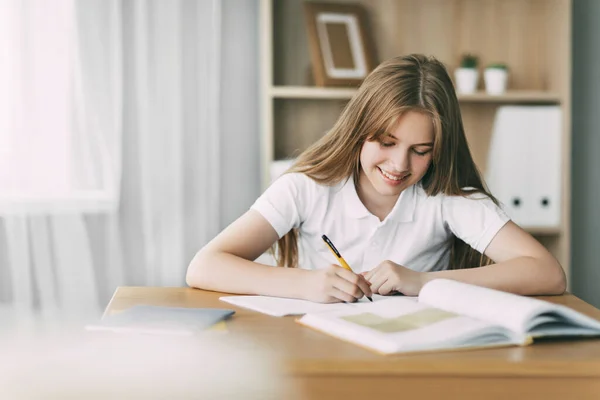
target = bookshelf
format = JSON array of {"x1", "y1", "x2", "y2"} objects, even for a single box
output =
[{"x1": 259, "y1": 0, "x2": 572, "y2": 279}]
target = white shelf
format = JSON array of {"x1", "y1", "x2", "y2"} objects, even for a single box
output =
[{"x1": 270, "y1": 86, "x2": 560, "y2": 103}]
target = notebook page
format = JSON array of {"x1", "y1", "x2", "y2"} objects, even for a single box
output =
[
  {"x1": 418, "y1": 279, "x2": 550, "y2": 334},
  {"x1": 220, "y1": 294, "x2": 402, "y2": 317}
]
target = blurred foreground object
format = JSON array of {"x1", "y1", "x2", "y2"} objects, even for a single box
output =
[{"x1": 0, "y1": 331, "x2": 292, "y2": 399}]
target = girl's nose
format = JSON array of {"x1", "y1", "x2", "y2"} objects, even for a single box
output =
[{"x1": 390, "y1": 150, "x2": 410, "y2": 171}]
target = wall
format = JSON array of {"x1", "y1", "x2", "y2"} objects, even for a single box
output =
[{"x1": 572, "y1": 0, "x2": 600, "y2": 307}]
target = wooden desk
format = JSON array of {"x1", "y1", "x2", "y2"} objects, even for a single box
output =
[{"x1": 104, "y1": 287, "x2": 600, "y2": 399}]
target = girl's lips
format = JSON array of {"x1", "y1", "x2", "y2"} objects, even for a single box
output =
[{"x1": 377, "y1": 167, "x2": 408, "y2": 185}]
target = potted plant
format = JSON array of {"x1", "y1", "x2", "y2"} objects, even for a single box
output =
[
  {"x1": 484, "y1": 63, "x2": 509, "y2": 95},
  {"x1": 454, "y1": 54, "x2": 479, "y2": 94}
]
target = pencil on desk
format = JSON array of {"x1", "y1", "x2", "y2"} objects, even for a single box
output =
[{"x1": 321, "y1": 234, "x2": 373, "y2": 302}]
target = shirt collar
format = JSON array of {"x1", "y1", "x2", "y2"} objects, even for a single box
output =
[
  {"x1": 341, "y1": 176, "x2": 417, "y2": 222},
  {"x1": 341, "y1": 177, "x2": 371, "y2": 219}
]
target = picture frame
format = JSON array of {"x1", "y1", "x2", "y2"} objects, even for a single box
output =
[{"x1": 304, "y1": 2, "x2": 377, "y2": 87}]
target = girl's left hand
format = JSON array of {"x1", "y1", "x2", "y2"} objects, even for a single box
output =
[{"x1": 362, "y1": 261, "x2": 426, "y2": 296}]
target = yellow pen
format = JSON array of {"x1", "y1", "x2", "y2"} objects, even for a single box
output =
[{"x1": 321, "y1": 234, "x2": 373, "y2": 302}]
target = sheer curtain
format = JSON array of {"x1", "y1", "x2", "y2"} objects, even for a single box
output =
[
  {"x1": 0, "y1": 0, "x2": 256, "y2": 322},
  {"x1": 0, "y1": 0, "x2": 122, "y2": 321}
]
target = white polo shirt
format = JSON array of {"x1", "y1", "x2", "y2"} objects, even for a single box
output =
[{"x1": 251, "y1": 173, "x2": 509, "y2": 273}]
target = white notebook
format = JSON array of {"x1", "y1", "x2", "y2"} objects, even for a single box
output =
[
  {"x1": 85, "y1": 305, "x2": 235, "y2": 336},
  {"x1": 219, "y1": 294, "x2": 410, "y2": 317}
]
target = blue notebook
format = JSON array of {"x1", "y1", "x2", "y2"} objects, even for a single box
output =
[{"x1": 85, "y1": 305, "x2": 235, "y2": 336}]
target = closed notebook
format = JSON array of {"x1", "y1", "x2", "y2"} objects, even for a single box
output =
[
  {"x1": 297, "y1": 279, "x2": 600, "y2": 355},
  {"x1": 85, "y1": 305, "x2": 235, "y2": 336}
]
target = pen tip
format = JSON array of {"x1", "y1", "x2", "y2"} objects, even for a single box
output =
[{"x1": 367, "y1": 296, "x2": 373, "y2": 302}]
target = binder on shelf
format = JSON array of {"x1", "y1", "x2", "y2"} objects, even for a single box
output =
[
  {"x1": 485, "y1": 107, "x2": 530, "y2": 225},
  {"x1": 529, "y1": 107, "x2": 562, "y2": 227},
  {"x1": 485, "y1": 106, "x2": 562, "y2": 229}
]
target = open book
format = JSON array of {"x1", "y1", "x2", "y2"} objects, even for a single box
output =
[{"x1": 296, "y1": 279, "x2": 600, "y2": 354}]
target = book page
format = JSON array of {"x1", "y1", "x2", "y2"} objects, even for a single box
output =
[
  {"x1": 418, "y1": 279, "x2": 551, "y2": 334},
  {"x1": 298, "y1": 297, "x2": 520, "y2": 354},
  {"x1": 220, "y1": 294, "x2": 404, "y2": 317}
]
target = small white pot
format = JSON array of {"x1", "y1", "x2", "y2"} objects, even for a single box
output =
[
  {"x1": 484, "y1": 68, "x2": 508, "y2": 95},
  {"x1": 454, "y1": 68, "x2": 479, "y2": 94}
]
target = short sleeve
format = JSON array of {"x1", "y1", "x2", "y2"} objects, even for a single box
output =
[
  {"x1": 250, "y1": 173, "x2": 314, "y2": 238},
  {"x1": 442, "y1": 192, "x2": 510, "y2": 253}
]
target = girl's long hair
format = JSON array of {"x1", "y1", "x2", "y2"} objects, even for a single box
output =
[{"x1": 273, "y1": 54, "x2": 496, "y2": 270}]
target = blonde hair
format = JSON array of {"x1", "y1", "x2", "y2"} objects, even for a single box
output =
[{"x1": 273, "y1": 54, "x2": 496, "y2": 270}]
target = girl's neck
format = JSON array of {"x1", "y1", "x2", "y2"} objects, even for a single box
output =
[{"x1": 356, "y1": 174, "x2": 400, "y2": 221}]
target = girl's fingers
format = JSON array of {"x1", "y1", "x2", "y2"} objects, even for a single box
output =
[
  {"x1": 322, "y1": 295, "x2": 343, "y2": 304},
  {"x1": 332, "y1": 276, "x2": 364, "y2": 300},
  {"x1": 329, "y1": 285, "x2": 357, "y2": 303},
  {"x1": 378, "y1": 279, "x2": 396, "y2": 296},
  {"x1": 334, "y1": 266, "x2": 359, "y2": 282},
  {"x1": 334, "y1": 268, "x2": 371, "y2": 298},
  {"x1": 367, "y1": 270, "x2": 385, "y2": 294},
  {"x1": 356, "y1": 275, "x2": 373, "y2": 298},
  {"x1": 363, "y1": 265, "x2": 382, "y2": 282}
]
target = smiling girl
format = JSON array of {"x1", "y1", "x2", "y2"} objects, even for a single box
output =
[{"x1": 186, "y1": 54, "x2": 566, "y2": 303}]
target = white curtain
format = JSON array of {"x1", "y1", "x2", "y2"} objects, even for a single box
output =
[
  {"x1": 120, "y1": 0, "x2": 222, "y2": 287},
  {"x1": 0, "y1": 0, "x2": 242, "y2": 322},
  {"x1": 0, "y1": 0, "x2": 122, "y2": 321}
]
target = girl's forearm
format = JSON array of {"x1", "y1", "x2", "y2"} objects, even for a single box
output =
[
  {"x1": 423, "y1": 256, "x2": 566, "y2": 295},
  {"x1": 186, "y1": 251, "x2": 309, "y2": 298}
]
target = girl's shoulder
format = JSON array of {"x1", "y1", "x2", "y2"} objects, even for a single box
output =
[
  {"x1": 269, "y1": 172, "x2": 343, "y2": 196},
  {"x1": 421, "y1": 185, "x2": 493, "y2": 201},
  {"x1": 416, "y1": 185, "x2": 501, "y2": 214},
  {"x1": 440, "y1": 188, "x2": 505, "y2": 218}
]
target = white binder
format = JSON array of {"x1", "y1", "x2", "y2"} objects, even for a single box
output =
[
  {"x1": 486, "y1": 107, "x2": 531, "y2": 225},
  {"x1": 485, "y1": 106, "x2": 562, "y2": 229}
]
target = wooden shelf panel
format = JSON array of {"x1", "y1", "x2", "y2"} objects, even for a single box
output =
[
  {"x1": 270, "y1": 86, "x2": 357, "y2": 99},
  {"x1": 271, "y1": 86, "x2": 561, "y2": 104},
  {"x1": 458, "y1": 91, "x2": 561, "y2": 104}
]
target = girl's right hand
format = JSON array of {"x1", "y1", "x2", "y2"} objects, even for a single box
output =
[{"x1": 302, "y1": 265, "x2": 372, "y2": 303}]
